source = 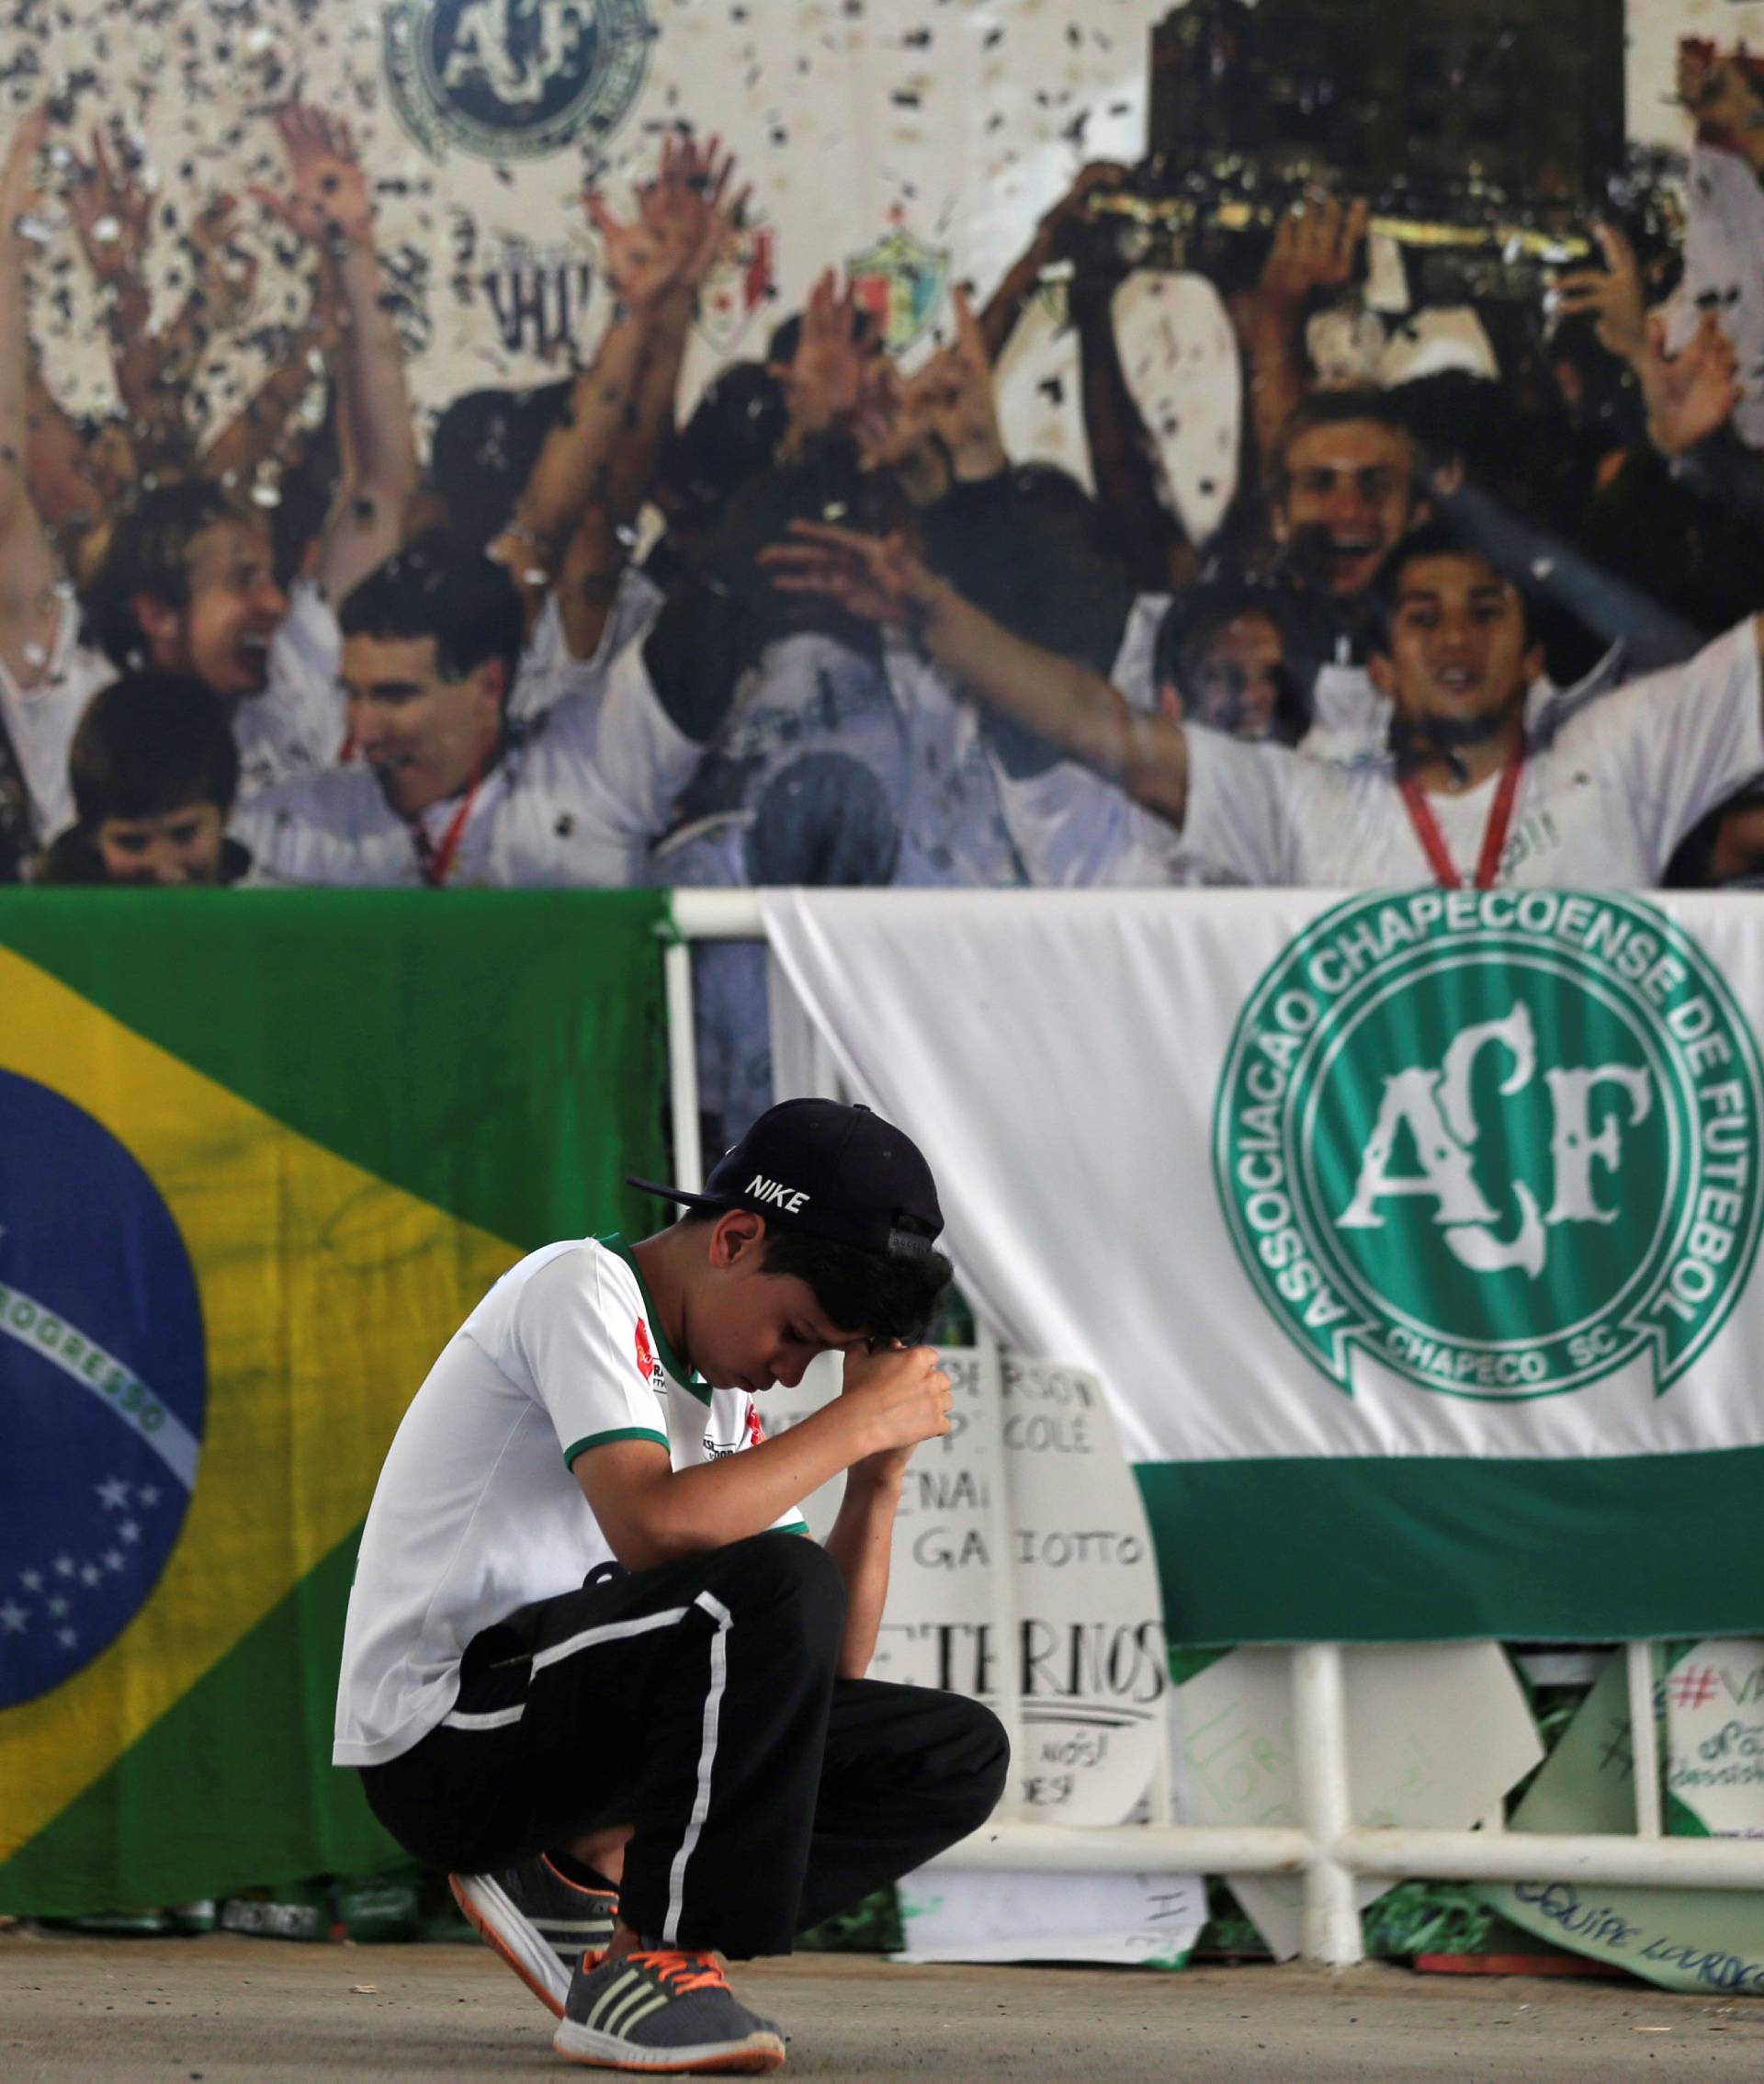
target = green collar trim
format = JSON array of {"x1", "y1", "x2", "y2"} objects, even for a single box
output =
[{"x1": 600, "y1": 1233, "x2": 709, "y2": 1406}]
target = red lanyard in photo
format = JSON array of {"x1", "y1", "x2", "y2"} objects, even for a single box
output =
[
  {"x1": 409, "y1": 773, "x2": 482, "y2": 889},
  {"x1": 1398, "y1": 753, "x2": 1524, "y2": 891}
]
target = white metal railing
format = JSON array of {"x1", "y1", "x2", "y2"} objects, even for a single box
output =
[{"x1": 663, "y1": 890, "x2": 1764, "y2": 1966}]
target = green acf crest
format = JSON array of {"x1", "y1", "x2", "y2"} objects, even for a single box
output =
[{"x1": 1212, "y1": 890, "x2": 1764, "y2": 1401}]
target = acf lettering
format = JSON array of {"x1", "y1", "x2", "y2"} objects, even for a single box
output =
[{"x1": 1337, "y1": 1002, "x2": 1649, "y2": 1277}]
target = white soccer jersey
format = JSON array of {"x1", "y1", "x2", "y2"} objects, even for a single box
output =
[
  {"x1": 0, "y1": 594, "x2": 111, "y2": 845},
  {"x1": 334, "y1": 1235, "x2": 807, "y2": 1767},
  {"x1": 506, "y1": 567, "x2": 663, "y2": 727},
  {"x1": 1182, "y1": 619, "x2": 1764, "y2": 888},
  {"x1": 233, "y1": 640, "x2": 699, "y2": 888},
  {"x1": 232, "y1": 580, "x2": 348, "y2": 798}
]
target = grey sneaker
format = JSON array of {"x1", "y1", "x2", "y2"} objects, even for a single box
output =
[
  {"x1": 551, "y1": 1945, "x2": 786, "y2": 2073},
  {"x1": 450, "y1": 1856, "x2": 618, "y2": 2016}
]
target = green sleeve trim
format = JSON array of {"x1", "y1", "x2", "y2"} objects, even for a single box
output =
[
  {"x1": 780, "y1": 1518, "x2": 811, "y2": 1535},
  {"x1": 564, "y1": 1425, "x2": 670, "y2": 1467},
  {"x1": 596, "y1": 1233, "x2": 708, "y2": 1404}
]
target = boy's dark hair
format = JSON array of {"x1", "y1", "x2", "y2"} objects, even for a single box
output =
[
  {"x1": 1369, "y1": 516, "x2": 1541, "y2": 653},
  {"x1": 683, "y1": 1206, "x2": 954, "y2": 1347},
  {"x1": 338, "y1": 534, "x2": 525, "y2": 696},
  {"x1": 1269, "y1": 388, "x2": 1420, "y2": 499},
  {"x1": 85, "y1": 481, "x2": 259, "y2": 671},
  {"x1": 69, "y1": 670, "x2": 241, "y2": 828}
]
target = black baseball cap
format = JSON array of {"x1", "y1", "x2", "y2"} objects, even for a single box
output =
[{"x1": 628, "y1": 1099, "x2": 944, "y2": 1259}]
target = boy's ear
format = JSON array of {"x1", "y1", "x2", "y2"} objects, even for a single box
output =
[{"x1": 709, "y1": 1207, "x2": 765, "y2": 1269}]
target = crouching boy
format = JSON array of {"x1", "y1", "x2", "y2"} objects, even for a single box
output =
[{"x1": 334, "y1": 1099, "x2": 1009, "y2": 2073}]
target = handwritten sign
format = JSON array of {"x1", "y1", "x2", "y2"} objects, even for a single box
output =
[
  {"x1": 1663, "y1": 1638, "x2": 1764, "y2": 1840},
  {"x1": 1001, "y1": 1353, "x2": 1168, "y2": 1826},
  {"x1": 1477, "y1": 1653, "x2": 1764, "y2": 1995},
  {"x1": 1176, "y1": 1643, "x2": 1543, "y2": 1961},
  {"x1": 895, "y1": 1868, "x2": 1205, "y2": 1966}
]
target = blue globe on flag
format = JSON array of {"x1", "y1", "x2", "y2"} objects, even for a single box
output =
[{"x1": 0, "y1": 1071, "x2": 206, "y2": 1710}]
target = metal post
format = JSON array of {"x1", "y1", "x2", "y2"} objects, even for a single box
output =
[
  {"x1": 928, "y1": 1819, "x2": 1764, "y2": 1886},
  {"x1": 1626, "y1": 1641, "x2": 1663, "y2": 1839},
  {"x1": 1291, "y1": 1644, "x2": 1363, "y2": 1966},
  {"x1": 662, "y1": 935, "x2": 704, "y2": 1194}
]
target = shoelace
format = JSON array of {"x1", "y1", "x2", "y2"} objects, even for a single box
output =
[{"x1": 627, "y1": 1947, "x2": 729, "y2": 1996}]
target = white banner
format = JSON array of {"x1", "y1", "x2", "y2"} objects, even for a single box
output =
[{"x1": 760, "y1": 887, "x2": 1764, "y2": 1643}]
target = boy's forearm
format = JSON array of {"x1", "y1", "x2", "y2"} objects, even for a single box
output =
[
  {"x1": 822, "y1": 1468, "x2": 903, "y2": 1678},
  {"x1": 591, "y1": 1399, "x2": 878, "y2": 1569}
]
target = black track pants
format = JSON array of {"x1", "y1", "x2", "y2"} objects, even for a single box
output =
[{"x1": 358, "y1": 1532, "x2": 1009, "y2": 1957}]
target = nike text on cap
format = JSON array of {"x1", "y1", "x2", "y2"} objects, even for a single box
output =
[{"x1": 628, "y1": 1098, "x2": 944, "y2": 1259}]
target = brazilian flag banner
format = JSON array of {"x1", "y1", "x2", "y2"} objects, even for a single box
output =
[{"x1": 0, "y1": 890, "x2": 669, "y2": 1916}]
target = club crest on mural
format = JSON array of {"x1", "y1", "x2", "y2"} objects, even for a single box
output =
[
  {"x1": 845, "y1": 219, "x2": 950, "y2": 353},
  {"x1": 480, "y1": 239, "x2": 594, "y2": 358},
  {"x1": 695, "y1": 216, "x2": 777, "y2": 357},
  {"x1": 1213, "y1": 891, "x2": 1764, "y2": 1403},
  {"x1": 383, "y1": 0, "x2": 653, "y2": 162}
]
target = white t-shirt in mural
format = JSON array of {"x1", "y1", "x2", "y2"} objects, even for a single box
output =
[
  {"x1": 0, "y1": 593, "x2": 110, "y2": 845},
  {"x1": 1181, "y1": 620, "x2": 1764, "y2": 889},
  {"x1": 235, "y1": 639, "x2": 698, "y2": 888},
  {"x1": 334, "y1": 1235, "x2": 806, "y2": 1768}
]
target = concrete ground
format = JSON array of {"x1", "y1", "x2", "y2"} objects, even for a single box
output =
[{"x1": 3, "y1": 1933, "x2": 1762, "y2": 2082}]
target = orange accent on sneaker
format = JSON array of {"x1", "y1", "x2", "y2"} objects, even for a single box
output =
[
  {"x1": 626, "y1": 1947, "x2": 729, "y2": 1996},
  {"x1": 540, "y1": 1852, "x2": 619, "y2": 1901}
]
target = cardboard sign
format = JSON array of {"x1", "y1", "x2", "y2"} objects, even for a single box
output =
[
  {"x1": 1477, "y1": 1653, "x2": 1764, "y2": 1996},
  {"x1": 895, "y1": 1868, "x2": 1205, "y2": 1967},
  {"x1": 1663, "y1": 1638, "x2": 1764, "y2": 1840},
  {"x1": 1175, "y1": 1643, "x2": 1543, "y2": 1961}
]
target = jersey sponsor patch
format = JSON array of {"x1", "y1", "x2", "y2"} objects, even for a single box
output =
[
  {"x1": 746, "y1": 1399, "x2": 764, "y2": 1448},
  {"x1": 633, "y1": 1317, "x2": 665, "y2": 1394}
]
